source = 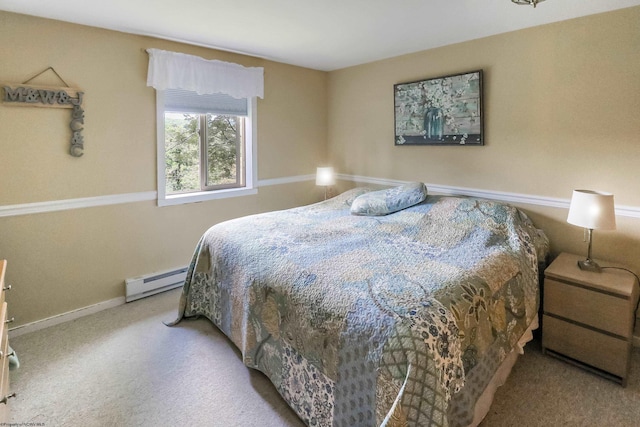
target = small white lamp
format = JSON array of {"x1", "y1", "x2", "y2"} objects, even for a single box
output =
[
  {"x1": 316, "y1": 167, "x2": 336, "y2": 200},
  {"x1": 567, "y1": 189, "x2": 616, "y2": 272}
]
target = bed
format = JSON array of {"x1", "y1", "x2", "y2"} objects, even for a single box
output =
[{"x1": 170, "y1": 184, "x2": 549, "y2": 427}]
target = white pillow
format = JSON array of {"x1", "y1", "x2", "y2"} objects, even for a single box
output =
[{"x1": 350, "y1": 182, "x2": 428, "y2": 216}]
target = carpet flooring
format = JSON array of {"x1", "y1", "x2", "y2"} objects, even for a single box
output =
[{"x1": 7, "y1": 289, "x2": 640, "y2": 426}]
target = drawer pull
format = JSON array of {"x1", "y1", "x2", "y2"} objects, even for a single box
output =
[
  {"x1": 0, "y1": 392, "x2": 15, "y2": 404},
  {"x1": 5, "y1": 317, "x2": 14, "y2": 325},
  {"x1": 0, "y1": 350, "x2": 14, "y2": 359},
  {"x1": 2, "y1": 285, "x2": 10, "y2": 291}
]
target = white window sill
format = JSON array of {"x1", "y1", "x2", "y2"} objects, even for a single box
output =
[{"x1": 158, "y1": 187, "x2": 258, "y2": 207}]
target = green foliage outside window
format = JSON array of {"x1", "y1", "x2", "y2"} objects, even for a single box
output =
[
  {"x1": 164, "y1": 113, "x2": 240, "y2": 194},
  {"x1": 205, "y1": 115, "x2": 239, "y2": 187}
]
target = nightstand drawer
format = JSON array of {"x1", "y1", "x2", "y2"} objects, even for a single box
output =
[
  {"x1": 542, "y1": 315, "x2": 628, "y2": 378},
  {"x1": 544, "y1": 278, "x2": 632, "y2": 337}
]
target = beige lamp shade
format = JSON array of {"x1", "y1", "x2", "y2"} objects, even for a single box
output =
[
  {"x1": 316, "y1": 167, "x2": 336, "y2": 186},
  {"x1": 567, "y1": 190, "x2": 616, "y2": 230}
]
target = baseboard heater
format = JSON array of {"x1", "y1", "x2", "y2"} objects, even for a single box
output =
[{"x1": 125, "y1": 266, "x2": 188, "y2": 302}]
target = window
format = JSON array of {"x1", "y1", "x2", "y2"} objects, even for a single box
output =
[
  {"x1": 164, "y1": 113, "x2": 244, "y2": 193},
  {"x1": 156, "y1": 89, "x2": 257, "y2": 206},
  {"x1": 146, "y1": 49, "x2": 263, "y2": 206}
]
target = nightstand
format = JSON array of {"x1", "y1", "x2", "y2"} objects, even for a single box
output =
[{"x1": 542, "y1": 252, "x2": 639, "y2": 386}]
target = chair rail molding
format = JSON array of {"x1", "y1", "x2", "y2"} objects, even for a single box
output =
[
  {"x1": 337, "y1": 174, "x2": 640, "y2": 219},
  {"x1": 0, "y1": 191, "x2": 158, "y2": 218},
  {"x1": 0, "y1": 174, "x2": 317, "y2": 218},
  {"x1": 0, "y1": 173, "x2": 637, "y2": 219}
]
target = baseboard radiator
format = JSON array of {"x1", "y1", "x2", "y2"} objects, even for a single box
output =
[{"x1": 125, "y1": 266, "x2": 188, "y2": 302}]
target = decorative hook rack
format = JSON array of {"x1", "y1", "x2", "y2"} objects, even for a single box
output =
[{"x1": 2, "y1": 67, "x2": 85, "y2": 157}]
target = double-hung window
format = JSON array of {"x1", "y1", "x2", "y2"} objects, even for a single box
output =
[{"x1": 147, "y1": 49, "x2": 263, "y2": 206}]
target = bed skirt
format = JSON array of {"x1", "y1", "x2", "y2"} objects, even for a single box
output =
[{"x1": 469, "y1": 315, "x2": 538, "y2": 426}]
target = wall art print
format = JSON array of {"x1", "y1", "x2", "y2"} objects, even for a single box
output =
[{"x1": 394, "y1": 70, "x2": 483, "y2": 146}]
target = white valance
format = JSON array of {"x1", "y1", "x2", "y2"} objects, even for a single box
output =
[{"x1": 146, "y1": 48, "x2": 264, "y2": 99}]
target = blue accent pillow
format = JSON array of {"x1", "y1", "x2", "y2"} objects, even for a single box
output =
[{"x1": 350, "y1": 182, "x2": 428, "y2": 216}]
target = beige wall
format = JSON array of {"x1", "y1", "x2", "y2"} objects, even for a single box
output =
[
  {"x1": 0, "y1": 11, "x2": 327, "y2": 326},
  {"x1": 3, "y1": 7, "x2": 640, "y2": 329},
  {"x1": 327, "y1": 7, "x2": 640, "y2": 277}
]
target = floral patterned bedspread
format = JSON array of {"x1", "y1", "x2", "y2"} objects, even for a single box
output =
[{"x1": 172, "y1": 188, "x2": 549, "y2": 427}]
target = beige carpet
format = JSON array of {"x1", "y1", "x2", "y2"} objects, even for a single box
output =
[
  {"x1": 9, "y1": 289, "x2": 304, "y2": 427},
  {"x1": 8, "y1": 289, "x2": 640, "y2": 426},
  {"x1": 481, "y1": 338, "x2": 640, "y2": 426}
]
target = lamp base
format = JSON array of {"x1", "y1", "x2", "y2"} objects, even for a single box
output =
[
  {"x1": 577, "y1": 258, "x2": 602, "y2": 273},
  {"x1": 323, "y1": 186, "x2": 333, "y2": 200}
]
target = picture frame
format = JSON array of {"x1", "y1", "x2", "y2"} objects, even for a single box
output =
[{"x1": 394, "y1": 70, "x2": 483, "y2": 146}]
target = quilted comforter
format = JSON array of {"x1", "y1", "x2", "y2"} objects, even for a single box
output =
[{"x1": 172, "y1": 188, "x2": 549, "y2": 427}]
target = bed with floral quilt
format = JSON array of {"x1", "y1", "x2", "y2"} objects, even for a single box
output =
[{"x1": 169, "y1": 184, "x2": 549, "y2": 427}]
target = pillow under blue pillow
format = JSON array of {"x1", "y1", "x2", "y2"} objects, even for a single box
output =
[{"x1": 350, "y1": 182, "x2": 428, "y2": 216}]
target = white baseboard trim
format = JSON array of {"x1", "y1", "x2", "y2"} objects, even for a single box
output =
[
  {"x1": 8, "y1": 296, "x2": 126, "y2": 338},
  {"x1": 10, "y1": 288, "x2": 640, "y2": 346}
]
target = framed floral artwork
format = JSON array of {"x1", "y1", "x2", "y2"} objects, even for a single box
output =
[{"x1": 394, "y1": 70, "x2": 484, "y2": 146}]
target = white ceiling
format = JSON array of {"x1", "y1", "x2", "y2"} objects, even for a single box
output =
[{"x1": 1, "y1": 0, "x2": 639, "y2": 71}]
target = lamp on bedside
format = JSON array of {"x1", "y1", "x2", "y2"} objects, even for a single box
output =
[
  {"x1": 566, "y1": 189, "x2": 616, "y2": 272},
  {"x1": 316, "y1": 167, "x2": 335, "y2": 200}
]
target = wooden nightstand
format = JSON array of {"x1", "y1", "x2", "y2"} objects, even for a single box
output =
[{"x1": 542, "y1": 252, "x2": 639, "y2": 386}]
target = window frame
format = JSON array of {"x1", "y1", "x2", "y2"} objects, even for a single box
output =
[{"x1": 155, "y1": 91, "x2": 257, "y2": 207}]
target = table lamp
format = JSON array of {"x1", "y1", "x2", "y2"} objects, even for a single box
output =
[
  {"x1": 316, "y1": 167, "x2": 335, "y2": 200},
  {"x1": 566, "y1": 189, "x2": 616, "y2": 272}
]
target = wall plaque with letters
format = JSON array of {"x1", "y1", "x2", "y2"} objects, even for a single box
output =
[{"x1": 2, "y1": 67, "x2": 86, "y2": 157}]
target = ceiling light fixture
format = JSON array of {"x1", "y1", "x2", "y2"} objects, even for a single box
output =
[{"x1": 512, "y1": 0, "x2": 545, "y2": 7}]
